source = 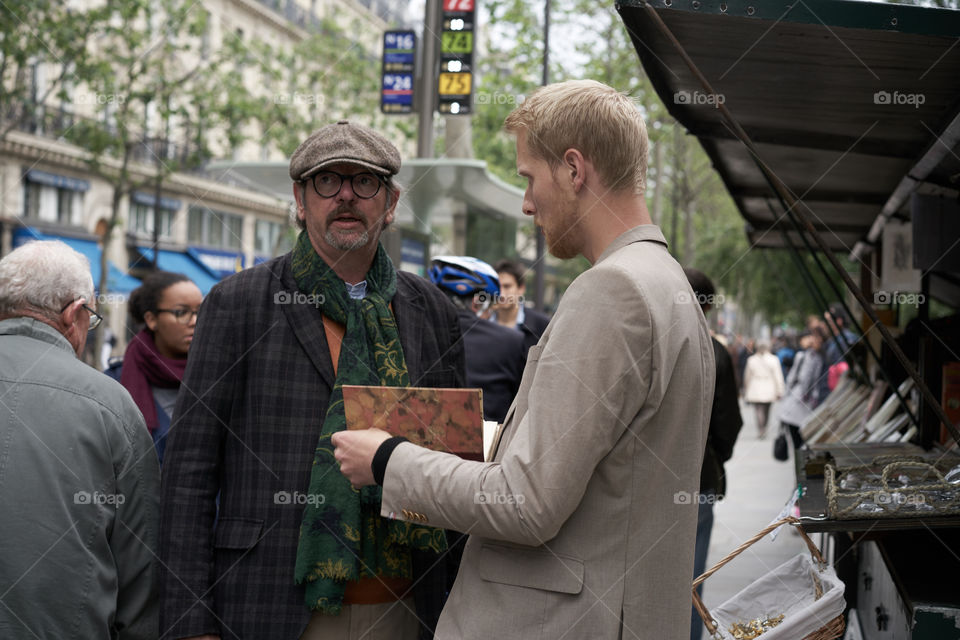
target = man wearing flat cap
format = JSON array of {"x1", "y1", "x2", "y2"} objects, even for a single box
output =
[{"x1": 159, "y1": 121, "x2": 466, "y2": 640}]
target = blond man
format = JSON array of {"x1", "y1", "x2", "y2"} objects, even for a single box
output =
[{"x1": 334, "y1": 80, "x2": 715, "y2": 640}]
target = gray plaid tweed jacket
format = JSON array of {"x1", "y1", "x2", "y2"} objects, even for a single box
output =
[{"x1": 159, "y1": 253, "x2": 466, "y2": 640}]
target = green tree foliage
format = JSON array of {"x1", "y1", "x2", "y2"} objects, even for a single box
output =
[
  {"x1": 473, "y1": 1, "x2": 856, "y2": 329},
  {"x1": 236, "y1": 16, "x2": 390, "y2": 159},
  {"x1": 0, "y1": 0, "x2": 108, "y2": 139},
  {"x1": 58, "y1": 0, "x2": 246, "y2": 358}
]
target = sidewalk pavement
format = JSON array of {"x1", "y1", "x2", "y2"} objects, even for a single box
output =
[{"x1": 699, "y1": 399, "x2": 810, "y2": 611}]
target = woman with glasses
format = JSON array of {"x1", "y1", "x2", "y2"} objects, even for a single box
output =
[{"x1": 110, "y1": 271, "x2": 203, "y2": 464}]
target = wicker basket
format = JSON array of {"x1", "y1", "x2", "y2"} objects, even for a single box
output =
[
  {"x1": 825, "y1": 456, "x2": 960, "y2": 520},
  {"x1": 692, "y1": 516, "x2": 845, "y2": 640}
]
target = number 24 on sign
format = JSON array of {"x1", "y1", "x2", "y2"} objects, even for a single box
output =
[{"x1": 443, "y1": 0, "x2": 474, "y2": 11}]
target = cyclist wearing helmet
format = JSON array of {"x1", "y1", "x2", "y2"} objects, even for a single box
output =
[{"x1": 429, "y1": 256, "x2": 526, "y2": 424}]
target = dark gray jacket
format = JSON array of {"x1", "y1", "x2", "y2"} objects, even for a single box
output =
[{"x1": 0, "y1": 317, "x2": 160, "y2": 640}]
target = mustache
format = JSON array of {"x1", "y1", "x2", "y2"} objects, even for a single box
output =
[{"x1": 326, "y1": 206, "x2": 365, "y2": 224}]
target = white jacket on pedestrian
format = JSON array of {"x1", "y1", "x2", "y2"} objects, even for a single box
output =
[{"x1": 743, "y1": 351, "x2": 785, "y2": 403}]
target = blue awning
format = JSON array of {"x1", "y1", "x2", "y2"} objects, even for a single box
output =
[
  {"x1": 12, "y1": 228, "x2": 141, "y2": 295},
  {"x1": 136, "y1": 247, "x2": 221, "y2": 295},
  {"x1": 24, "y1": 169, "x2": 90, "y2": 192}
]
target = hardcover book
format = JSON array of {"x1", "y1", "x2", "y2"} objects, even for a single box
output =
[{"x1": 341, "y1": 385, "x2": 485, "y2": 460}]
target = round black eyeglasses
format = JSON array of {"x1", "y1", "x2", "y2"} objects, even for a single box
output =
[
  {"x1": 155, "y1": 307, "x2": 202, "y2": 325},
  {"x1": 308, "y1": 171, "x2": 383, "y2": 199}
]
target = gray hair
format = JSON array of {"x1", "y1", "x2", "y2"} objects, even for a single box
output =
[{"x1": 0, "y1": 240, "x2": 95, "y2": 317}]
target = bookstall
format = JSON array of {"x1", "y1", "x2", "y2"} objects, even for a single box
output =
[{"x1": 617, "y1": 1, "x2": 960, "y2": 637}]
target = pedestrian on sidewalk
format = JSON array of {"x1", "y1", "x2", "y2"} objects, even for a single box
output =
[
  {"x1": 743, "y1": 340, "x2": 785, "y2": 438},
  {"x1": 683, "y1": 268, "x2": 744, "y2": 640}
]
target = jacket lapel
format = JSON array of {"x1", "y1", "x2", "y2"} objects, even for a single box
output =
[{"x1": 276, "y1": 254, "x2": 336, "y2": 389}]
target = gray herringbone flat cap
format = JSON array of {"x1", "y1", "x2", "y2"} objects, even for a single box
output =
[{"x1": 288, "y1": 120, "x2": 401, "y2": 181}]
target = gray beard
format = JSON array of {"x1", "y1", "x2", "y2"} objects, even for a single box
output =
[{"x1": 324, "y1": 228, "x2": 370, "y2": 251}]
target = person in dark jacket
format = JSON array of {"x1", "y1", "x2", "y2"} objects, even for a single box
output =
[
  {"x1": 684, "y1": 268, "x2": 744, "y2": 640},
  {"x1": 491, "y1": 258, "x2": 551, "y2": 354},
  {"x1": 159, "y1": 121, "x2": 466, "y2": 640},
  {"x1": 429, "y1": 256, "x2": 526, "y2": 424}
]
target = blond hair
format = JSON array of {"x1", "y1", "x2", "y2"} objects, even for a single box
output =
[{"x1": 504, "y1": 79, "x2": 649, "y2": 194}]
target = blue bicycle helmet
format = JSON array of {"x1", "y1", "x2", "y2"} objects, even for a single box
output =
[{"x1": 428, "y1": 256, "x2": 500, "y2": 298}]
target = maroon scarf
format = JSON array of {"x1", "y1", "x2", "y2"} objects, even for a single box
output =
[{"x1": 120, "y1": 329, "x2": 187, "y2": 432}]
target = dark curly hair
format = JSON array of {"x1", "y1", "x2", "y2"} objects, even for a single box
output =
[{"x1": 128, "y1": 271, "x2": 190, "y2": 325}]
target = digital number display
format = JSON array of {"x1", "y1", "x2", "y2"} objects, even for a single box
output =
[
  {"x1": 438, "y1": 73, "x2": 472, "y2": 96},
  {"x1": 441, "y1": 31, "x2": 473, "y2": 54}
]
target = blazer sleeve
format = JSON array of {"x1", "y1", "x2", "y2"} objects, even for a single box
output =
[
  {"x1": 159, "y1": 284, "x2": 238, "y2": 638},
  {"x1": 381, "y1": 266, "x2": 652, "y2": 545}
]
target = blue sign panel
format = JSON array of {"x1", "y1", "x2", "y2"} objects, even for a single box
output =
[{"x1": 382, "y1": 30, "x2": 415, "y2": 115}]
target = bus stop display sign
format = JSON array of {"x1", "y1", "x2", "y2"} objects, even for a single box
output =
[
  {"x1": 382, "y1": 30, "x2": 415, "y2": 114},
  {"x1": 438, "y1": 0, "x2": 474, "y2": 115}
]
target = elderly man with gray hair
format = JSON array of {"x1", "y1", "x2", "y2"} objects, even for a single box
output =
[{"x1": 0, "y1": 240, "x2": 160, "y2": 640}]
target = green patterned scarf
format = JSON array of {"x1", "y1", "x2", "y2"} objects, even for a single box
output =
[{"x1": 291, "y1": 230, "x2": 446, "y2": 614}]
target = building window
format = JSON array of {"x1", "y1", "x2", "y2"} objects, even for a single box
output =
[
  {"x1": 188, "y1": 206, "x2": 243, "y2": 250},
  {"x1": 255, "y1": 219, "x2": 285, "y2": 256},
  {"x1": 22, "y1": 180, "x2": 83, "y2": 225},
  {"x1": 130, "y1": 202, "x2": 175, "y2": 240}
]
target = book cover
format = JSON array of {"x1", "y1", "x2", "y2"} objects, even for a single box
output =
[{"x1": 341, "y1": 385, "x2": 484, "y2": 459}]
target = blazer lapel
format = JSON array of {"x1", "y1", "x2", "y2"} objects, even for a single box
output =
[
  {"x1": 392, "y1": 275, "x2": 426, "y2": 380},
  {"x1": 276, "y1": 255, "x2": 336, "y2": 389}
]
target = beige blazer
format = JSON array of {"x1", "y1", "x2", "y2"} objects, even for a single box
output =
[{"x1": 382, "y1": 225, "x2": 715, "y2": 640}]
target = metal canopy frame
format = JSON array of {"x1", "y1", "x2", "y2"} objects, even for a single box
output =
[
  {"x1": 617, "y1": 0, "x2": 960, "y2": 254},
  {"x1": 617, "y1": 0, "x2": 960, "y2": 445}
]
